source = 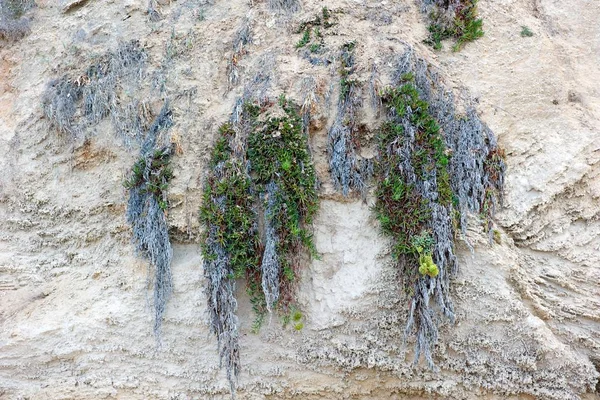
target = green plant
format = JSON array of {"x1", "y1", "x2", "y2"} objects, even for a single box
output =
[
  {"x1": 125, "y1": 105, "x2": 175, "y2": 340},
  {"x1": 124, "y1": 148, "x2": 174, "y2": 198},
  {"x1": 247, "y1": 98, "x2": 320, "y2": 296},
  {"x1": 375, "y1": 79, "x2": 460, "y2": 368},
  {"x1": 424, "y1": 22, "x2": 453, "y2": 50},
  {"x1": 452, "y1": 0, "x2": 484, "y2": 51},
  {"x1": 386, "y1": 48, "x2": 506, "y2": 369},
  {"x1": 423, "y1": 0, "x2": 484, "y2": 51},
  {"x1": 493, "y1": 229, "x2": 501, "y2": 244},
  {"x1": 200, "y1": 97, "x2": 319, "y2": 394},
  {"x1": 294, "y1": 8, "x2": 335, "y2": 53},
  {"x1": 199, "y1": 121, "x2": 258, "y2": 394},
  {"x1": 520, "y1": 25, "x2": 534, "y2": 37},
  {"x1": 296, "y1": 27, "x2": 311, "y2": 48}
]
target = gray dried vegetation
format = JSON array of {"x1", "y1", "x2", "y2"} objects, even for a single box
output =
[
  {"x1": 391, "y1": 47, "x2": 505, "y2": 367},
  {"x1": 267, "y1": 0, "x2": 300, "y2": 14},
  {"x1": 0, "y1": 0, "x2": 34, "y2": 42},
  {"x1": 227, "y1": 19, "x2": 252, "y2": 90},
  {"x1": 126, "y1": 104, "x2": 175, "y2": 339},
  {"x1": 202, "y1": 162, "x2": 241, "y2": 394},
  {"x1": 42, "y1": 40, "x2": 148, "y2": 143},
  {"x1": 328, "y1": 44, "x2": 373, "y2": 198},
  {"x1": 261, "y1": 181, "x2": 281, "y2": 312},
  {"x1": 394, "y1": 47, "x2": 505, "y2": 237}
]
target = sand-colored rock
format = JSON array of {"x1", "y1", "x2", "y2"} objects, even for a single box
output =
[{"x1": 0, "y1": 0, "x2": 598, "y2": 399}]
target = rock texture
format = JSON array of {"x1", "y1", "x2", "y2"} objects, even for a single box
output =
[{"x1": 0, "y1": 0, "x2": 599, "y2": 399}]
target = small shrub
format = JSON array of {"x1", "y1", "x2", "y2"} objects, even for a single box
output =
[
  {"x1": 520, "y1": 25, "x2": 534, "y2": 37},
  {"x1": 452, "y1": 0, "x2": 484, "y2": 51},
  {"x1": 422, "y1": 0, "x2": 484, "y2": 51}
]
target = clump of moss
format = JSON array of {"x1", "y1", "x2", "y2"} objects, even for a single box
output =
[{"x1": 423, "y1": 0, "x2": 484, "y2": 51}]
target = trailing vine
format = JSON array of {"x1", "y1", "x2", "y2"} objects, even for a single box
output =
[
  {"x1": 124, "y1": 104, "x2": 175, "y2": 339},
  {"x1": 374, "y1": 50, "x2": 505, "y2": 368},
  {"x1": 200, "y1": 96, "x2": 318, "y2": 393},
  {"x1": 375, "y1": 76, "x2": 457, "y2": 368}
]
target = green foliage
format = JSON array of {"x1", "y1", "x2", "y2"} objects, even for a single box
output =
[
  {"x1": 520, "y1": 25, "x2": 534, "y2": 37},
  {"x1": 309, "y1": 43, "x2": 322, "y2": 53},
  {"x1": 423, "y1": 0, "x2": 484, "y2": 51},
  {"x1": 373, "y1": 173, "x2": 431, "y2": 257},
  {"x1": 381, "y1": 83, "x2": 452, "y2": 205},
  {"x1": 452, "y1": 1, "x2": 484, "y2": 51},
  {"x1": 424, "y1": 22, "x2": 454, "y2": 51},
  {"x1": 247, "y1": 97, "x2": 320, "y2": 285},
  {"x1": 321, "y1": 7, "x2": 333, "y2": 27},
  {"x1": 199, "y1": 147, "x2": 259, "y2": 280},
  {"x1": 294, "y1": 7, "x2": 335, "y2": 51},
  {"x1": 340, "y1": 78, "x2": 359, "y2": 101},
  {"x1": 201, "y1": 96, "x2": 318, "y2": 331},
  {"x1": 375, "y1": 82, "x2": 454, "y2": 271},
  {"x1": 124, "y1": 147, "x2": 173, "y2": 209},
  {"x1": 296, "y1": 27, "x2": 311, "y2": 48}
]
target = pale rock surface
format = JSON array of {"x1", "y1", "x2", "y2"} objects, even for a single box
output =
[{"x1": 0, "y1": 0, "x2": 599, "y2": 399}]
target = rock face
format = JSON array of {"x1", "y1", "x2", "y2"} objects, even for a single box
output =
[{"x1": 0, "y1": 0, "x2": 599, "y2": 399}]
